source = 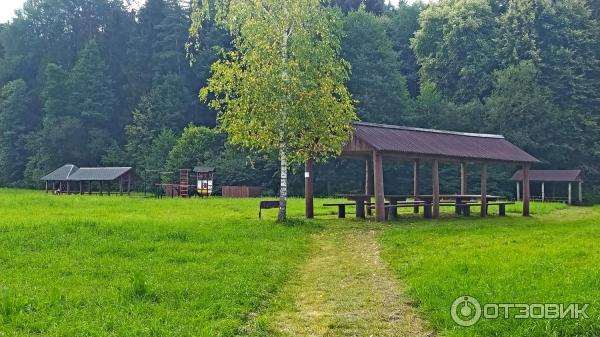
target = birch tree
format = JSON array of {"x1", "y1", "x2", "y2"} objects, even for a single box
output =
[{"x1": 190, "y1": 0, "x2": 356, "y2": 222}]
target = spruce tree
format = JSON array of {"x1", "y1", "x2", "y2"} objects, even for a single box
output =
[
  {"x1": 0, "y1": 80, "x2": 30, "y2": 186},
  {"x1": 68, "y1": 40, "x2": 117, "y2": 165},
  {"x1": 342, "y1": 8, "x2": 411, "y2": 124}
]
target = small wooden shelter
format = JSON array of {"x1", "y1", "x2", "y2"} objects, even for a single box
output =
[
  {"x1": 193, "y1": 167, "x2": 215, "y2": 197},
  {"x1": 40, "y1": 164, "x2": 136, "y2": 195},
  {"x1": 304, "y1": 122, "x2": 540, "y2": 221},
  {"x1": 511, "y1": 169, "x2": 583, "y2": 204}
]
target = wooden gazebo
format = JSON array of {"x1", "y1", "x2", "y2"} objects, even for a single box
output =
[
  {"x1": 511, "y1": 169, "x2": 583, "y2": 204},
  {"x1": 304, "y1": 122, "x2": 540, "y2": 221},
  {"x1": 41, "y1": 164, "x2": 136, "y2": 195}
]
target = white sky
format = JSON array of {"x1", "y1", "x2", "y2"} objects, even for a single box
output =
[{"x1": 0, "y1": 0, "x2": 404, "y2": 24}]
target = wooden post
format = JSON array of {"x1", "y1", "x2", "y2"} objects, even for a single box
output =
[
  {"x1": 541, "y1": 182, "x2": 545, "y2": 202},
  {"x1": 568, "y1": 182, "x2": 572, "y2": 205},
  {"x1": 413, "y1": 159, "x2": 420, "y2": 214},
  {"x1": 305, "y1": 159, "x2": 314, "y2": 219},
  {"x1": 67, "y1": 182, "x2": 71, "y2": 195},
  {"x1": 80, "y1": 181, "x2": 83, "y2": 195},
  {"x1": 523, "y1": 165, "x2": 530, "y2": 216},
  {"x1": 128, "y1": 173, "x2": 132, "y2": 196},
  {"x1": 373, "y1": 151, "x2": 385, "y2": 222},
  {"x1": 432, "y1": 160, "x2": 440, "y2": 218},
  {"x1": 516, "y1": 182, "x2": 520, "y2": 201},
  {"x1": 365, "y1": 159, "x2": 372, "y2": 196},
  {"x1": 460, "y1": 162, "x2": 468, "y2": 195},
  {"x1": 480, "y1": 162, "x2": 488, "y2": 217},
  {"x1": 100, "y1": 181, "x2": 103, "y2": 196},
  {"x1": 579, "y1": 181, "x2": 583, "y2": 204},
  {"x1": 89, "y1": 181, "x2": 92, "y2": 195},
  {"x1": 45, "y1": 181, "x2": 48, "y2": 193},
  {"x1": 120, "y1": 176, "x2": 124, "y2": 196},
  {"x1": 107, "y1": 182, "x2": 111, "y2": 196}
]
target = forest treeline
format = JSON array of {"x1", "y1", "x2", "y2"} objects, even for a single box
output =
[{"x1": 0, "y1": 0, "x2": 599, "y2": 198}]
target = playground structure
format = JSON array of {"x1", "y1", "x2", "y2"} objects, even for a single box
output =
[{"x1": 151, "y1": 167, "x2": 215, "y2": 198}]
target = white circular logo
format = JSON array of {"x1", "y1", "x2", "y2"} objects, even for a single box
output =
[{"x1": 451, "y1": 295, "x2": 482, "y2": 327}]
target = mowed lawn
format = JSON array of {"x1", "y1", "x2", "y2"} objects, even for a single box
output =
[
  {"x1": 380, "y1": 203, "x2": 600, "y2": 337},
  {"x1": 1, "y1": 189, "x2": 599, "y2": 337},
  {"x1": 0, "y1": 190, "x2": 321, "y2": 337}
]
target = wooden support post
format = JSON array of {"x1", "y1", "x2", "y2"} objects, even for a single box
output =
[
  {"x1": 460, "y1": 162, "x2": 468, "y2": 195},
  {"x1": 373, "y1": 151, "x2": 385, "y2": 222},
  {"x1": 432, "y1": 160, "x2": 440, "y2": 218},
  {"x1": 480, "y1": 162, "x2": 488, "y2": 217},
  {"x1": 579, "y1": 181, "x2": 583, "y2": 204},
  {"x1": 522, "y1": 165, "x2": 530, "y2": 216},
  {"x1": 120, "y1": 176, "x2": 124, "y2": 196},
  {"x1": 568, "y1": 182, "x2": 572, "y2": 205},
  {"x1": 80, "y1": 181, "x2": 83, "y2": 195},
  {"x1": 128, "y1": 173, "x2": 132, "y2": 196},
  {"x1": 45, "y1": 181, "x2": 48, "y2": 193},
  {"x1": 365, "y1": 159, "x2": 372, "y2": 196},
  {"x1": 516, "y1": 182, "x2": 520, "y2": 201},
  {"x1": 305, "y1": 159, "x2": 314, "y2": 219},
  {"x1": 413, "y1": 159, "x2": 420, "y2": 214},
  {"x1": 100, "y1": 181, "x2": 103, "y2": 196},
  {"x1": 67, "y1": 182, "x2": 71, "y2": 195},
  {"x1": 108, "y1": 182, "x2": 111, "y2": 196},
  {"x1": 89, "y1": 181, "x2": 92, "y2": 195},
  {"x1": 541, "y1": 182, "x2": 545, "y2": 202}
]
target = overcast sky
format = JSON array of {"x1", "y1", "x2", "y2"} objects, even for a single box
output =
[{"x1": 0, "y1": 0, "x2": 406, "y2": 24}]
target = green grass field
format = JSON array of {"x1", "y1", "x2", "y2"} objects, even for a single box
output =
[
  {"x1": 0, "y1": 190, "x2": 319, "y2": 336},
  {"x1": 380, "y1": 205, "x2": 600, "y2": 337},
  {"x1": 0, "y1": 189, "x2": 597, "y2": 336}
]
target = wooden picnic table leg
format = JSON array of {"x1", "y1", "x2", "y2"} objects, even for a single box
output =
[
  {"x1": 499, "y1": 204, "x2": 506, "y2": 216},
  {"x1": 356, "y1": 199, "x2": 365, "y2": 219},
  {"x1": 366, "y1": 197, "x2": 372, "y2": 216},
  {"x1": 455, "y1": 197, "x2": 461, "y2": 215},
  {"x1": 338, "y1": 205, "x2": 346, "y2": 219},
  {"x1": 424, "y1": 200, "x2": 432, "y2": 219},
  {"x1": 390, "y1": 198, "x2": 398, "y2": 219},
  {"x1": 464, "y1": 205, "x2": 471, "y2": 216}
]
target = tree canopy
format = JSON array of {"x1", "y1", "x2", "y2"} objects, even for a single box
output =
[{"x1": 0, "y1": 0, "x2": 599, "y2": 200}]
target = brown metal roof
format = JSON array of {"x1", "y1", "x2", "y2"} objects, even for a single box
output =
[
  {"x1": 343, "y1": 122, "x2": 539, "y2": 163},
  {"x1": 511, "y1": 170, "x2": 583, "y2": 182}
]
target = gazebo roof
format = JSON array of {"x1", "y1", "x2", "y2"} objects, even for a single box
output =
[
  {"x1": 511, "y1": 170, "x2": 583, "y2": 182},
  {"x1": 342, "y1": 122, "x2": 539, "y2": 163},
  {"x1": 40, "y1": 165, "x2": 134, "y2": 181}
]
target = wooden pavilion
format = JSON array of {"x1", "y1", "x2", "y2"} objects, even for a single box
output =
[
  {"x1": 40, "y1": 164, "x2": 136, "y2": 195},
  {"x1": 511, "y1": 169, "x2": 583, "y2": 204},
  {"x1": 304, "y1": 122, "x2": 540, "y2": 221}
]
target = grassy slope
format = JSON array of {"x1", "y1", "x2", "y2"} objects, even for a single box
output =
[
  {"x1": 0, "y1": 190, "x2": 320, "y2": 337},
  {"x1": 380, "y1": 203, "x2": 600, "y2": 337}
]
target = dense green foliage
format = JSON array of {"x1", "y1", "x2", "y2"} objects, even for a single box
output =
[{"x1": 0, "y1": 0, "x2": 599, "y2": 198}]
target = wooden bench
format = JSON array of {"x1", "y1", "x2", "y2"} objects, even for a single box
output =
[
  {"x1": 259, "y1": 201, "x2": 280, "y2": 219},
  {"x1": 460, "y1": 202, "x2": 515, "y2": 216},
  {"x1": 323, "y1": 203, "x2": 357, "y2": 218},
  {"x1": 368, "y1": 201, "x2": 432, "y2": 220}
]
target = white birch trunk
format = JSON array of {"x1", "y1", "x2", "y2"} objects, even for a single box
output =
[
  {"x1": 278, "y1": 133, "x2": 288, "y2": 222},
  {"x1": 277, "y1": 26, "x2": 290, "y2": 223}
]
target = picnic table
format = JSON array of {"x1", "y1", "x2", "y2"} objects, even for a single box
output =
[{"x1": 335, "y1": 194, "x2": 504, "y2": 219}]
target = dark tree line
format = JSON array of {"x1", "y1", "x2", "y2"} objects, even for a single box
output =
[{"x1": 0, "y1": 0, "x2": 599, "y2": 199}]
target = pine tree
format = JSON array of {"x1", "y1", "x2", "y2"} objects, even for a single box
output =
[
  {"x1": 342, "y1": 8, "x2": 411, "y2": 124},
  {"x1": 0, "y1": 80, "x2": 30, "y2": 186},
  {"x1": 126, "y1": 74, "x2": 190, "y2": 168},
  {"x1": 68, "y1": 40, "x2": 117, "y2": 165}
]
